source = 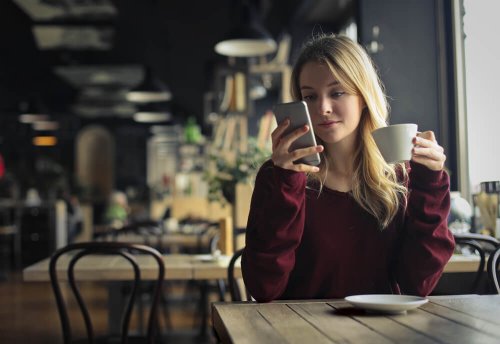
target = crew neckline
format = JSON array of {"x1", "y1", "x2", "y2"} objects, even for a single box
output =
[
  {"x1": 323, "y1": 185, "x2": 351, "y2": 196},
  {"x1": 307, "y1": 183, "x2": 351, "y2": 197}
]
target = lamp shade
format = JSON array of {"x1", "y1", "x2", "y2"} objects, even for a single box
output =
[
  {"x1": 18, "y1": 98, "x2": 50, "y2": 123},
  {"x1": 126, "y1": 66, "x2": 172, "y2": 103},
  {"x1": 215, "y1": 1, "x2": 277, "y2": 57},
  {"x1": 133, "y1": 102, "x2": 172, "y2": 123},
  {"x1": 32, "y1": 120, "x2": 60, "y2": 131},
  {"x1": 215, "y1": 25, "x2": 277, "y2": 57},
  {"x1": 133, "y1": 112, "x2": 172, "y2": 123}
]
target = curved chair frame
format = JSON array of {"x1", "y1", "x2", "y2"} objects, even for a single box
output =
[
  {"x1": 453, "y1": 233, "x2": 500, "y2": 293},
  {"x1": 209, "y1": 232, "x2": 226, "y2": 300},
  {"x1": 487, "y1": 246, "x2": 500, "y2": 294},
  {"x1": 49, "y1": 242, "x2": 165, "y2": 344},
  {"x1": 95, "y1": 220, "x2": 165, "y2": 251},
  {"x1": 453, "y1": 233, "x2": 499, "y2": 247},
  {"x1": 227, "y1": 248, "x2": 251, "y2": 301}
]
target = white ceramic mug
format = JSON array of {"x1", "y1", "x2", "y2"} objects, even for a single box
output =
[{"x1": 371, "y1": 123, "x2": 418, "y2": 163}]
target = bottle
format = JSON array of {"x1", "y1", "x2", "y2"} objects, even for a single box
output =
[
  {"x1": 471, "y1": 193, "x2": 482, "y2": 233},
  {"x1": 478, "y1": 181, "x2": 500, "y2": 238},
  {"x1": 449, "y1": 191, "x2": 472, "y2": 234}
]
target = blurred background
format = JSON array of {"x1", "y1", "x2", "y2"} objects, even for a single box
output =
[
  {"x1": 0, "y1": 0, "x2": 360, "y2": 202},
  {"x1": 0, "y1": 0, "x2": 498, "y2": 260},
  {"x1": 1, "y1": 0, "x2": 500, "y2": 342}
]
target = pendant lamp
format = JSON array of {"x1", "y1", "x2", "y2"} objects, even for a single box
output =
[
  {"x1": 126, "y1": 66, "x2": 172, "y2": 103},
  {"x1": 133, "y1": 102, "x2": 172, "y2": 123},
  {"x1": 18, "y1": 97, "x2": 50, "y2": 123},
  {"x1": 215, "y1": 1, "x2": 277, "y2": 57}
]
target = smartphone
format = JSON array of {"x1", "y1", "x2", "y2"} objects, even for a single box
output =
[{"x1": 273, "y1": 101, "x2": 321, "y2": 166}]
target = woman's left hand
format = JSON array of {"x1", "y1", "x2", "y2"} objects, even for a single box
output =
[{"x1": 411, "y1": 131, "x2": 446, "y2": 171}]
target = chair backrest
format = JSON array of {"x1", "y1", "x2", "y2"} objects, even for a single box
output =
[
  {"x1": 49, "y1": 241, "x2": 165, "y2": 344},
  {"x1": 227, "y1": 248, "x2": 251, "y2": 301},
  {"x1": 453, "y1": 233, "x2": 500, "y2": 293},
  {"x1": 454, "y1": 233, "x2": 500, "y2": 248},
  {"x1": 94, "y1": 220, "x2": 165, "y2": 250},
  {"x1": 487, "y1": 246, "x2": 500, "y2": 294}
]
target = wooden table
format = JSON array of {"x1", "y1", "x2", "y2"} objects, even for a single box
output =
[
  {"x1": 23, "y1": 253, "x2": 242, "y2": 337},
  {"x1": 212, "y1": 294, "x2": 500, "y2": 344},
  {"x1": 23, "y1": 253, "x2": 242, "y2": 282},
  {"x1": 444, "y1": 254, "x2": 484, "y2": 273},
  {"x1": 21, "y1": 253, "x2": 486, "y2": 338},
  {"x1": 22, "y1": 253, "x2": 479, "y2": 282},
  {"x1": 94, "y1": 227, "x2": 215, "y2": 252}
]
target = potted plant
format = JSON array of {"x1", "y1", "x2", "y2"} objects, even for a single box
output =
[{"x1": 204, "y1": 138, "x2": 270, "y2": 206}]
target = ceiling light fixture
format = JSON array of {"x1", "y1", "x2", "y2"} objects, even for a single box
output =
[
  {"x1": 32, "y1": 120, "x2": 60, "y2": 131},
  {"x1": 18, "y1": 98, "x2": 50, "y2": 123},
  {"x1": 215, "y1": 1, "x2": 277, "y2": 57},
  {"x1": 126, "y1": 66, "x2": 172, "y2": 103},
  {"x1": 133, "y1": 102, "x2": 173, "y2": 123},
  {"x1": 19, "y1": 114, "x2": 50, "y2": 124},
  {"x1": 33, "y1": 136, "x2": 57, "y2": 146},
  {"x1": 134, "y1": 111, "x2": 172, "y2": 123}
]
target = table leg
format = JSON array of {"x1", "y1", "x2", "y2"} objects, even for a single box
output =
[
  {"x1": 108, "y1": 282, "x2": 124, "y2": 334},
  {"x1": 197, "y1": 281, "x2": 209, "y2": 339}
]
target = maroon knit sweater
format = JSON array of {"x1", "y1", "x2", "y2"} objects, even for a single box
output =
[{"x1": 242, "y1": 160, "x2": 455, "y2": 302}]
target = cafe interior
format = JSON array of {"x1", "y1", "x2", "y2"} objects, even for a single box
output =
[{"x1": 0, "y1": 0, "x2": 499, "y2": 343}]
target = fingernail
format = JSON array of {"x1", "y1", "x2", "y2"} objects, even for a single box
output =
[{"x1": 313, "y1": 167, "x2": 320, "y2": 172}]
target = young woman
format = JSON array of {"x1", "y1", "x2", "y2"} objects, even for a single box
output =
[{"x1": 241, "y1": 34, "x2": 455, "y2": 302}]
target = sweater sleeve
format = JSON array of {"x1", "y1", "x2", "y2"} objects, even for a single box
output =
[
  {"x1": 241, "y1": 160, "x2": 306, "y2": 302},
  {"x1": 395, "y1": 161, "x2": 455, "y2": 296}
]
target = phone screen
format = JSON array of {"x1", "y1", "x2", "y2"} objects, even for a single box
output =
[{"x1": 273, "y1": 101, "x2": 321, "y2": 166}]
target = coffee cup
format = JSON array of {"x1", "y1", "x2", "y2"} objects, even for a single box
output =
[{"x1": 371, "y1": 123, "x2": 418, "y2": 163}]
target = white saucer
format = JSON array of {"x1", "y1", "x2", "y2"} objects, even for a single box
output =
[
  {"x1": 344, "y1": 294, "x2": 428, "y2": 313},
  {"x1": 196, "y1": 254, "x2": 219, "y2": 263}
]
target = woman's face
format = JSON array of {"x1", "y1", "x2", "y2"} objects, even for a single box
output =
[{"x1": 299, "y1": 61, "x2": 365, "y2": 147}]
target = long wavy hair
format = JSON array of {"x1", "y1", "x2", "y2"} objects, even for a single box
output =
[{"x1": 290, "y1": 34, "x2": 408, "y2": 228}]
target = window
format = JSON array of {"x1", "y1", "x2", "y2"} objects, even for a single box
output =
[{"x1": 463, "y1": 0, "x2": 500, "y2": 195}]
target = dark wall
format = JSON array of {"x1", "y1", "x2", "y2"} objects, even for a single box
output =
[
  {"x1": 359, "y1": 0, "x2": 441, "y2": 128},
  {"x1": 0, "y1": 0, "x2": 460, "y2": 195},
  {"x1": 358, "y1": 0, "x2": 457, "y2": 190}
]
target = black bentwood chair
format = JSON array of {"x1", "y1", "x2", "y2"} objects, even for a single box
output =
[
  {"x1": 487, "y1": 246, "x2": 500, "y2": 294},
  {"x1": 453, "y1": 233, "x2": 500, "y2": 293},
  {"x1": 94, "y1": 220, "x2": 173, "y2": 332},
  {"x1": 49, "y1": 242, "x2": 165, "y2": 344}
]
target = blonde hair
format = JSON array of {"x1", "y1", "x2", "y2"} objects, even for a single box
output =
[{"x1": 291, "y1": 34, "x2": 408, "y2": 228}]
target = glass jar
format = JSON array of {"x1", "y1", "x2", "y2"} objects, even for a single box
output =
[
  {"x1": 449, "y1": 191, "x2": 472, "y2": 234},
  {"x1": 476, "y1": 181, "x2": 500, "y2": 238}
]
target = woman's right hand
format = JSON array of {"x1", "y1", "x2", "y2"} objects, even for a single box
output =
[{"x1": 271, "y1": 119, "x2": 323, "y2": 173}]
